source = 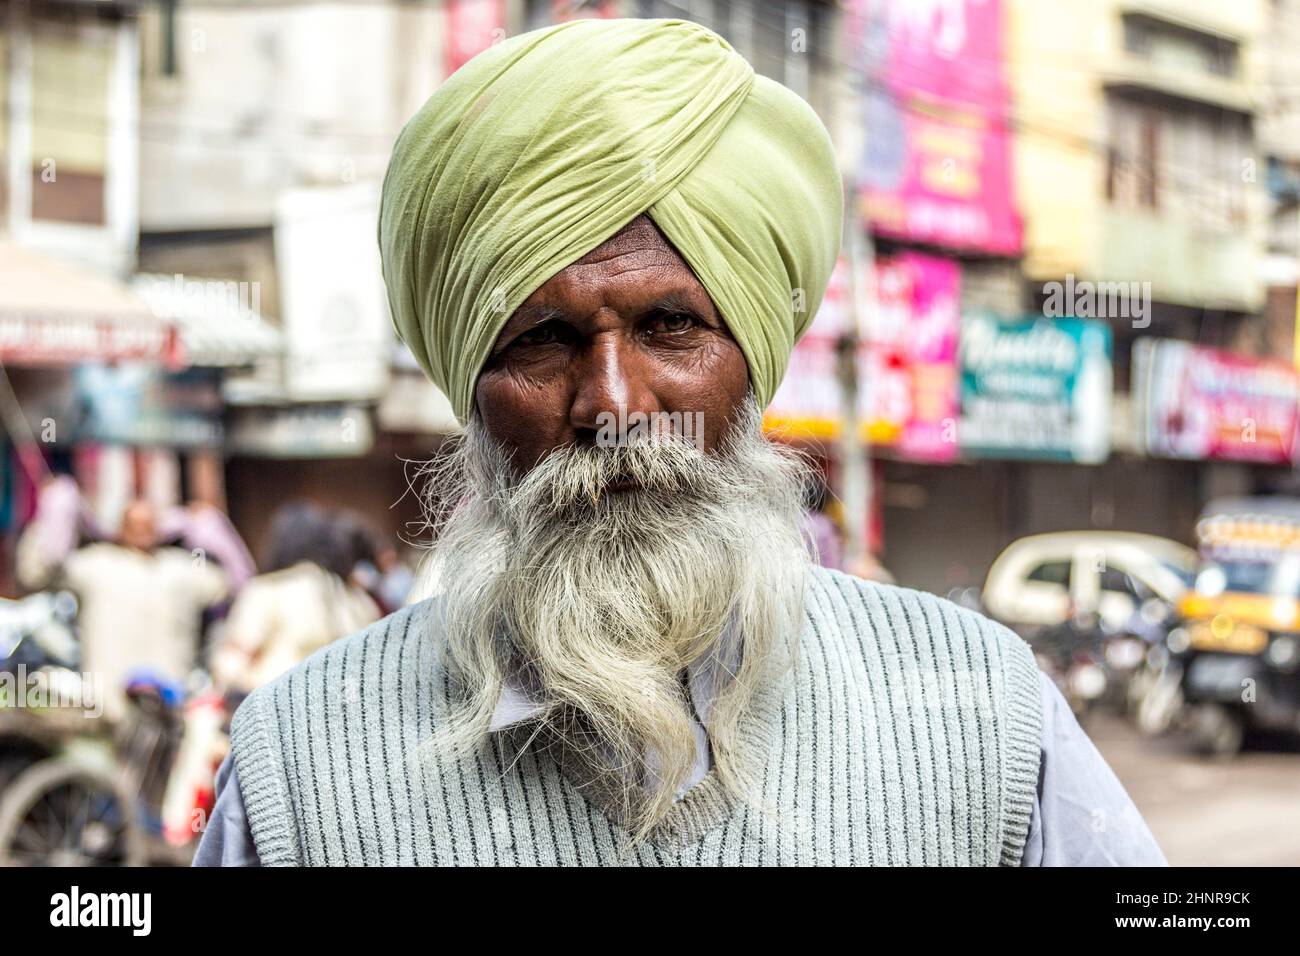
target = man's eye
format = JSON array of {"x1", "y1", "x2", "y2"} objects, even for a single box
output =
[
  {"x1": 515, "y1": 321, "x2": 567, "y2": 347},
  {"x1": 648, "y1": 311, "x2": 698, "y2": 334}
]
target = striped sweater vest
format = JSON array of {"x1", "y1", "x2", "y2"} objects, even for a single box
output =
[{"x1": 230, "y1": 567, "x2": 1043, "y2": 866}]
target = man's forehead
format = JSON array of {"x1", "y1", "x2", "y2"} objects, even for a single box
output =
[
  {"x1": 503, "y1": 215, "x2": 714, "y2": 325},
  {"x1": 551, "y1": 215, "x2": 698, "y2": 285},
  {"x1": 573, "y1": 214, "x2": 669, "y2": 263}
]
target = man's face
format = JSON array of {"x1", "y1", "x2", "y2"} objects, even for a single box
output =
[
  {"x1": 119, "y1": 501, "x2": 157, "y2": 553},
  {"x1": 474, "y1": 215, "x2": 751, "y2": 470}
]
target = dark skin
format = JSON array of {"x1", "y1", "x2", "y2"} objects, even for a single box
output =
[{"x1": 475, "y1": 215, "x2": 751, "y2": 475}]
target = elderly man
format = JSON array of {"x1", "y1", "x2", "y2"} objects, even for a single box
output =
[{"x1": 196, "y1": 18, "x2": 1164, "y2": 866}]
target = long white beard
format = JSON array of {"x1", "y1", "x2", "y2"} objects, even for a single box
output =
[{"x1": 417, "y1": 396, "x2": 813, "y2": 840}]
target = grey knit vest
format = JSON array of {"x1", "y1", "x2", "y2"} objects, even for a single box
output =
[{"x1": 230, "y1": 567, "x2": 1043, "y2": 866}]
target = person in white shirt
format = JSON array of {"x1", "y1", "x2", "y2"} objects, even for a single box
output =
[
  {"x1": 17, "y1": 487, "x2": 228, "y2": 723},
  {"x1": 210, "y1": 502, "x2": 379, "y2": 696}
]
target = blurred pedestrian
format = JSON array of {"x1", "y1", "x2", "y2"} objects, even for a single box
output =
[
  {"x1": 209, "y1": 502, "x2": 379, "y2": 695},
  {"x1": 372, "y1": 543, "x2": 414, "y2": 613},
  {"x1": 16, "y1": 482, "x2": 229, "y2": 723},
  {"x1": 335, "y1": 510, "x2": 414, "y2": 614}
]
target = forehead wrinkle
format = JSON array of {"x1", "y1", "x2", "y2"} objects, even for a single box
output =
[
  {"x1": 567, "y1": 245, "x2": 688, "y2": 278},
  {"x1": 570, "y1": 214, "x2": 678, "y2": 264},
  {"x1": 534, "y1": 253, "x2": 705, "y2": 310}
]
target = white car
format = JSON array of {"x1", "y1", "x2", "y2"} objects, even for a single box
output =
[{"x1": 982, "y1": 532, "x2": 1198, "y2": 633}]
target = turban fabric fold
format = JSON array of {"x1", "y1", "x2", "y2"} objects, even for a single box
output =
[{"x1": 379, "y1": 17, "x2": 844, "y2": 424}]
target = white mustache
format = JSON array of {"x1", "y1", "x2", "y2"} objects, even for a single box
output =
[{"x1": 506, "y1": 433, "x2": 725, "y2": 517}]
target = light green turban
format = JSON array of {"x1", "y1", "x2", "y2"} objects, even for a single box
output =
[{"x1": 379, "y1": 17, "x2": 843, "y2": 424}]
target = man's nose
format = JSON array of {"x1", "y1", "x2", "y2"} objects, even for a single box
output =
[{"x1": 569, "y1": 330, "x2": 662, "y2": 439}]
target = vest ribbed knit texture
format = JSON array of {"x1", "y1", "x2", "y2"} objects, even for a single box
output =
[{"x1": 230, "y1": 567, "x2": 1042, "y2": 866}]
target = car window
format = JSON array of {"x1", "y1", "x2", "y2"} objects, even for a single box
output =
[
  {"x1": 1099, "y1": 567, "x2": 1137, "y2": 594},
  {"x1": 1027, "y1": 560, "x2": 1071, "y2": 586}
]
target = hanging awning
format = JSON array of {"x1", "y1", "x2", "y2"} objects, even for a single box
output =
[
  {"x1": 131, "y1": 274, "x2": 283, "y2": 368},
  {"x1": 0, "y1": 242, "x2": 181, "y2": 366}
]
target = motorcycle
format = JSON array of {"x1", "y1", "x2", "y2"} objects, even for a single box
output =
[
  {"x1": 0, "y1": 590, "x2": 234, "y2": 864},
  {"x1": 0, "y1": 592, "x2": 84, "y2": 792},
  {"x1": 1029, "y1": 606, "x2": 1173, "y2": 723},
  {"x1": 1128, "y1": 639, "x2": 1184, "y2": 736},
  {"x1": 0, "y1": 591, "x2": 80, "y2": 676},
  {"x1": 1027, "y1": 614, "x2": 1108, "y2": 721}
]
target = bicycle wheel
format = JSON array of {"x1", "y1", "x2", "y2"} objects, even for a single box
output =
[{"x1": 0, "y1": 758, "x2": 145, "y2": 866}]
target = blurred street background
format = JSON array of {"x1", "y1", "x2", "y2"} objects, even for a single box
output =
[{"x1": 0, "y1": 0, "x2": 1298, "y2": 865}]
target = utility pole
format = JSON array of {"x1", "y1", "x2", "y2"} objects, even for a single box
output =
[
  {"x1": 1294, "y1": 204, "x2": 1300, "y2": 371},
  {"x1": 837, "y1": 200, "x2": 876, "y2": 571}
]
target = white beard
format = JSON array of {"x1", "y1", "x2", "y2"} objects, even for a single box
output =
[{"x1": 416, "y1": 396, "x2": 813, "y2": 840}]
